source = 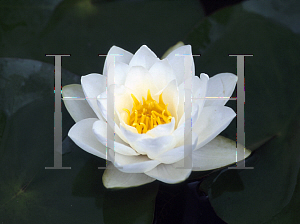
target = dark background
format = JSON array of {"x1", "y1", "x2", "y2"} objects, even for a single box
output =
[{"x1": 0, "y1": 0, "x2": 299, "y2": 223}]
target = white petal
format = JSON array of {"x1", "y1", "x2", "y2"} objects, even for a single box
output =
[
  {"x1": 92, "y1": 119, "x2": 139, "y2": 156},
  {"x1": 192, "y1": 135, "x2": 251, "y2": 171},
  {"x1": 146, "y1": 117, "x2": 175, "y2": 138},
  {"x1": 173, "y1": 103, "x2": 200, "y2": 148},
  {"x1": 81, "y1": 73, "x2": 107, "y2": 120},
  {"x1": 114, "y1": 123, "x2": 130, "y2": 145},
  {"x1": 107, "y1": 61, "x2": 129, "y2": 86},
  {"x1": 193, "y1": 106, "x2": 236, "y2": 149},
  {"x1": 177, "y1": 100, "x2": 200, "y2": 129},
  {"x1": 129, "y1": 45, "x2": 159, "y2": 70},
  {"x1": 166, "y1": 45, "x2": 195, "y2": 86},
  {"x1": 68, "y1": 118, "x2": 108, "y2": 160},
  {"x1": 204, "y1": 73, "x2": 238, "y2": 107},
  {"x1": 62, "y1": 84, "x2": 97, "y2": 122},
  {"x1": 155, "y1": 131, "x2": 198, "y2": 164},
  {"x1": 177, "y1": 83, "x2": 185, "y2": 128},
  {"x1": 124, "y1": 66, "x2": 158, "y2": 100},
  {"x1": 97, "y1": 91, "x2": 108, "y2": 120},
  {"x1": 102, "y1": 162, "x2": 155, "y2": 189},
  {"x1": 149, "y1": 58, "x2": 177, "y2": 92},
  {"x1": 111, "y1": 152, "x2": 160, "y2": 173},
  {"x1": 103, "y1": 46, "x2": 133, "y2": 77},
  {"x1": 97, "y1": 84, "x2": 132, "y2": 125},
  {"x1": 104, "y1": 84, "x2": 140, "y2": 136},
  {"x1": 120, "y1": 123, "x2": 177, "y2": 159},
  {"x1": 172, "y1": 122, "x2": 186, "y2": 147},
  {"x1": 154, "y1": 79, "x2": 179, "y2": 127},
  {"x1": 177, "y1": 73, "x2": 209, "y2": 127},
  {"x1": 112, "y1": 84, "x2": 139, "y2": 117},
  {"x1": 97, "y1": 85, "x2": 130, "y2": 144},
  {"x1": 145, "y1": 158, "x2": 192, "y2": 184},
  {"x1": 192, "y1": 73, "x2": 209, "y2": 115}
]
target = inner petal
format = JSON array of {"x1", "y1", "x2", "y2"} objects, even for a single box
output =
[{"x1": 123, "y1": 89, "x2": 173, "y2": 134}]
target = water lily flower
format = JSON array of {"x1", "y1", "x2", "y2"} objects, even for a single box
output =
[{"x1": 62, "y1": 44, "x2": 251, "y2": 188}]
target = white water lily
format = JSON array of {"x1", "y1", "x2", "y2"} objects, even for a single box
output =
[{"x1": 62, "y1": 44, "x2": 251, "y2": 188}]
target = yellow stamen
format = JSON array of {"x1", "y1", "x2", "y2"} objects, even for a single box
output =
[
  {"x1": 150, "y1": 115, "x2": 154, "y2": 129},
  {"x1": 140, "y1": 123, "x2": 147, "y2": 133},
  {"x1": 131, "y1": 94, "x2": 139, "y2": 107},
  {"x1": 146, "y1": 117, "x2": 149, "y2": 130},
  {"x1": 133, "y1": 123, "x2": 141, "y2": 134},
  {"x1": 157, "y1": 117, "x2": 161, "y2": 125},
  {"x1": 161, "y1": 110, "x2": 169, "y2": 123},
  {"x1": 140, "y1": 113, "x2": 145, "y2": 124},
  {"x1": 147, "y1": 89, "x2": 154, "y2": 101},
  {"x1": 122, "y1": 90, "x2": 173, "y2": 133},
  {"x1": 134, "y1": 110, "x2": 138, "y2": 123},
  {"x1": 159, "y1": 92, "x2": 165, "y2": 106},
  {"x1": 142, "y1": 96, "x2": 147, "y2": 106},
  {"x1": 154, "y1": 101, "x2": 164, "y2": 112},
  {"x1": 152, "y1": 110, "x2": 163, "y2": 120}
]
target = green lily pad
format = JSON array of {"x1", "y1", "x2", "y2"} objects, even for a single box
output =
[
  {"x1": 242, "y1": 0, "x2": 300, "y2": 34},
  {"x1": 184, "y1": 3, "x2": 300, "y2": 223},
  {"x1": 0, "y1": 0, "x2": 204, "y2": 76},
  {"x1": 0, "y1": 58, "x2": 158, "y2": 223}
]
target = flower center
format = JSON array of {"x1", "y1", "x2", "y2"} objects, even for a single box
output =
[{"x1": 123, "y1": 90, "x2": 173, "y2": 134}]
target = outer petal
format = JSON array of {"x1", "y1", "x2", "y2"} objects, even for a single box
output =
[
  {"x1": 97, "y1": 91, "x2": 108, "y2": 120},
  {"x1": 193, "y1": 106, "x2": 237, "y2": 150},
  {"x1": 62, "y1": 84, "x2": 97, "y2": 122},
  {"x1": 155, "y1": 131, "x2": 198, "y2": 164},
  {"x1": 107, "y1": 61, "x2": 129, "y2": 86},
  {"x1": 103, "y1": 46, "x2": 133, "y2": 77},
  {"x1": 81, "y1": 73, "x2": 106, "y2": 120},
  {"x1": 172, "y1": 121, "x2": 186, "y2": 148},
  {"x1": 192, "y1": 135, "x2": 251, "y2": 171},
  {"x1": 177, "y1": 83, "x2": 185, "y2": 128},
  {"x1": 192, "y1": 73, "x2": 209, "y2": 117},
  {"x1": 166, "y1": 45, "x2": 195, "y2": 85},
  {"x1": 172, "y1": 106, "x2": 199, "y2": 149},
  {"x1": 149, "y1": 58, "x2": 177, "y2": 92},
  {"x1": 128, "y1": 45, "x2": 159, "y2": 70},
  {"x1": 102, "y1": 162, "x2": 156, "y2": 189},
  {"x1": 92, "y1": 119, "x2": 139, "y2": 156},
  {"x1": 177, "y1": 73, "x2": 209, "y2": 127},
  {"x1": 120, "y1": 124, "x2": 177, "y2": 159},
  {"x1": 177, "y1": 99, "x2": 199, "y2": 130},
  {"x1": 145, "y1": 157, "x2": 192, "y2": 184},
  {"x1": 68, "y1": 118, "x2": 108, "y2": 160},
  {"x1": 111, "y1": 152, "x2": 160, "y2": 173},
  {"x1": 204, "y1": 73, "x2": 238, "y2": 107}
]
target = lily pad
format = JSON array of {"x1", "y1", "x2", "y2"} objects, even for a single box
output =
[
  {"x1": 242, "y1": 0, "x2": 300, "y2": 34},
  {"x1": 0, "y1": 58, "x2": 158, "y2": 223},
  {"x1": 184, "y1": 3, "x2": 300, "y2": 223},
  {"x1": 0, "y1": 0, "x2": 205, "y2": 76}
]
